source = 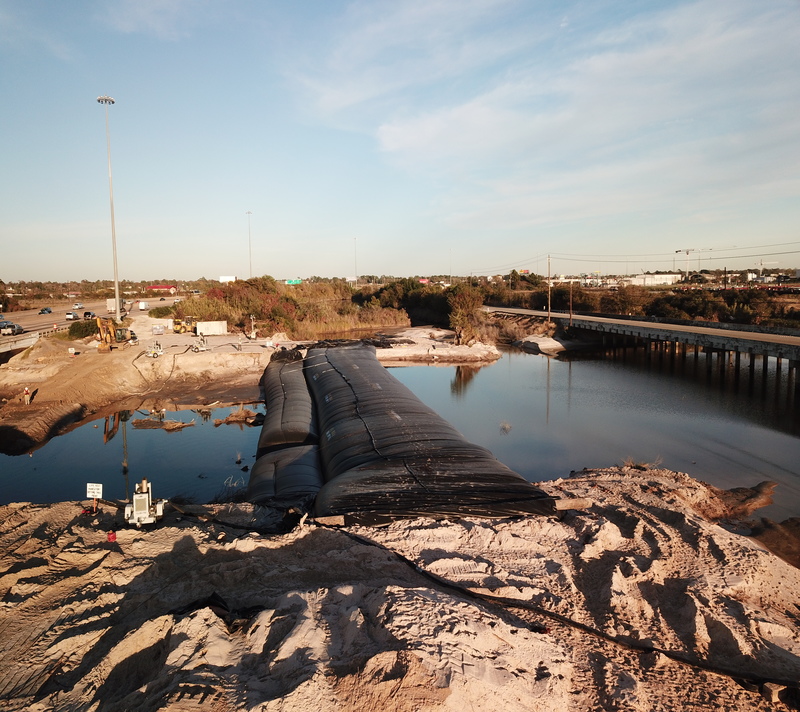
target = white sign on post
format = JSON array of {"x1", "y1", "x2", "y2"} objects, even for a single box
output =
[{"x1": 86, "y1": 483, "x2": 103, "y2": 500}]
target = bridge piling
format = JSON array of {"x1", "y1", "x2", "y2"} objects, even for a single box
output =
[{"x1": 487, "y1": 307, "x2": 800, "y2": 406}]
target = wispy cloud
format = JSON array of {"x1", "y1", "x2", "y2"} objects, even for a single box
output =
[
  {"x1": 98, "y1": 0, "x2": 207, "y2": 41},
  {"x1": 292, "y1": 0, "x2": 800, "y2": 234},
  {"x1": 377, "y1": 2, "x2": 799, "y2": 164},
  {"x1": 291, "y1": 0, "x2": 540, "y2": 115}
]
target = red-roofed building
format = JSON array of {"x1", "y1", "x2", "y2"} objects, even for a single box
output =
[{"x1": 147, "y1": 285, "x2": 177, "y2": 295}]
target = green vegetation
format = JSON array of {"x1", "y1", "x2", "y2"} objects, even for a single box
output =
[
  {"x1": 483, "y1": 279, "x2": 800, "y2": 328},
  {"x1": 149, "y1": 306, "x2": 175, "y2": 319},
  {"x1": 2, "y1": 272, "x2": 798, "y2": 344},
  {"x1": 643, "y1": 289, "x2": 779, "y2": 324},
  {"x1": 67, "y1": 320, "x2": 99, "y2": 339},
  {"x1": 171, "y1": 277, "x2": 409, "y2": 339},
  {"x1": 447, "y1": 285, "x2": 485, "y2": 345}
]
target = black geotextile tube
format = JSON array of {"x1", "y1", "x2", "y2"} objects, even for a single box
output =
[
  {"x1": 256, "y1": 356, "x2": 318, "y2": 457},
  {"x1": 246, "y1": 444, "x2": 323, "y2": 505},
  {"x1": 304, "y1": 343, "x2": 555, "y2": 518},
  {"x1": 248, "y1": 352, "x2": 324, "y2": 507}
]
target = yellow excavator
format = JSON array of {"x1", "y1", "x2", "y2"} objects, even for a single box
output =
[
  {"x1": 96, "y1": 316, "x2": 137, "y2": 353},
  {"x1": 173, "y1": 316, "x2": 198, "y2": 334}
]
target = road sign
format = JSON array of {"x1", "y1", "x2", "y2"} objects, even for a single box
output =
[
  {"x1": 286, "y1": 279, "x2": 302, "y2": 285},
  {"x1": 86, "y1": 483, "x2": 103, "y2": 499}
]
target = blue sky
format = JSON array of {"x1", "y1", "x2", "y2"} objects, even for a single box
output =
[{"x1": 1, "y1": 0, "x2": 799, "y2": 282}]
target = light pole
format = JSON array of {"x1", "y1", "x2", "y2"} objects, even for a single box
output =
[
  {"x1": 547, "y1": 254, "x2": 552, "y2": 325},
  {"x1": 97, "y1": 95, "x2": 121, "y2": 322},
  {"x1": 246, "y1": 211, "x2": 253, "y2": 278}
]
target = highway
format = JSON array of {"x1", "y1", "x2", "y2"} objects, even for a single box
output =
[{"x1": 1, "y1": 300, "x2": 113, "y2": 334}]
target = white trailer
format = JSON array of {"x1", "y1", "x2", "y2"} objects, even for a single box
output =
[{"x1": 106, "y1": 298, "x2": 124, "y2": 313}]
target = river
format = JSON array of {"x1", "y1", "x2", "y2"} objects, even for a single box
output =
[{"x1": 2, "y1": 348, "x2": 798, "y2": 520}]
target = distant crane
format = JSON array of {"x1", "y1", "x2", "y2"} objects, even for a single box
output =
[
  {"x1": 756, "y1": 259, "x2": 778, "y2": 277},
  {"x1": 675, "y1": 248, "x2": 715, "y2": 277}
]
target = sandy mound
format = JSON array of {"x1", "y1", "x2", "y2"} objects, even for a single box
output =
[{"x1": 1, "y1": 468, "x2": 798, "y2": 711}]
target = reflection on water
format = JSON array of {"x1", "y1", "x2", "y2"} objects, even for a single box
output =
[
  {"x1": 390, "y1": 348, "x2": 800, "y2": 521},
  {"x1": 451, "y1": 364, "x2": 484, "y2": 398},
  {"x1": 0, "y1": 405, "x2": 263, "y2": 507},
  {"x1": 103, "y1": 411, "x2": 132, "y2": 499}
]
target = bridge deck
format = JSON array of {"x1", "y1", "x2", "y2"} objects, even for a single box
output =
[{"x1": 486, "y1": 307, "x2": 800, "y2": 363}]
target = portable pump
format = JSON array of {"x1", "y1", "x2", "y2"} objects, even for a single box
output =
[{"x1": 124, "y1": 478, "x2": 165, "y2": 527}]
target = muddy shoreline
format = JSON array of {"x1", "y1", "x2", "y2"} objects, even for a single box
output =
[{"x1": 0, "y1": 324, "x2": 500, "y2": 455}]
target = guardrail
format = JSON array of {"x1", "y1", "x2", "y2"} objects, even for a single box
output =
[{"x1": 37, "y1": 325, "x2": 71, "y2": 338}]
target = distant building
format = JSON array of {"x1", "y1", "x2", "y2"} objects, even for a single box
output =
[
  {"x1": 219, "y1": 276, "x2": 237, "y2": 284},
  {"x1": 619, "y1": 273, "x2": 682, "y2": 287},
  {"x1": 147, "y1": 284, "x2": 177, "y2": 294}
]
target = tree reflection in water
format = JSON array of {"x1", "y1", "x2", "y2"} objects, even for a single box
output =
[{"x1": 450, "y1": 364, "x2": 483, "y2": 398}]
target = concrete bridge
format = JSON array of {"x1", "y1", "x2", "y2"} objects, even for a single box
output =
[
  {"x1": 485, "y1": 306, "x2": 800, "y2": 396},
  {"x1": 0, "y1": 332, "x2": 41, "y2": 355}
]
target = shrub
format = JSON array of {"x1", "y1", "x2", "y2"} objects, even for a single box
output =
[
  {"x1": 150, "y1": 306, "x2": 175, "y2": 319},
  {"x1": 68, "y1": 320, "x2": 99, "y2": 339},
  {"x1": 448, "y1": 284, "x2": 484, "y2": 345}
]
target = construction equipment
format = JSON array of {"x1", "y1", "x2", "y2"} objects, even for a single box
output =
[
  {"x1": 173, "y1": 316, "x2": 199, "y2": 334},
  {"x1": 191, "y1": 334, "x2": 210, "y2": 353},
  {"x1": 96, "y1": 316, "x2": 136, "y2": 353},
  {"x1": 145, "y1": 341, "x2": 164, "y2": 358},
  {"x1": 124, "y1": 478, "x2": 165, "y2": 527}
]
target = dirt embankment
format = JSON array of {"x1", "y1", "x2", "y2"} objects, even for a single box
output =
[
  {"x1": 0, "y1": 336, "x2": 270, "y2": 454},
  {"x1": 0, "y1": 325, "x2": 500, "y2": 455}
]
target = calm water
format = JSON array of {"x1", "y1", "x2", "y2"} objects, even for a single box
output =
[
  {"x1": 389, "y1": 348, "x2": 800, "y2": 521},
  {"x1": 0, "y1": 407, "x2": 262, "y2": 507},
  {"x1": 2, "y1": 349, "x2": 799, "y2": 520}
]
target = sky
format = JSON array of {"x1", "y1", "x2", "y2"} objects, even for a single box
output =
[{"x1": 1, "y1": 0, "x2": 799, "y2": 283}]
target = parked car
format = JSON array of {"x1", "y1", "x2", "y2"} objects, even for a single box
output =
[
  {"x1": 0, "y1": 323, "x2": 24, "y2": 335},
  {"x1": 72, "y1": 302, "x2": 84, "y2": 309},
  {"x1": 39, "y1": 307, "x2": 52, "y2": 314},
  {"x1": 83, "y1": 311, "x2": 97, "y2": 320},
  {"x1": 65, "y1": 311, "x2": 79, "y2": 320}
]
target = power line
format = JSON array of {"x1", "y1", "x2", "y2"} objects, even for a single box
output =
[{"x1": 470, "y1": 240, "x2": 800, "y2": 274}]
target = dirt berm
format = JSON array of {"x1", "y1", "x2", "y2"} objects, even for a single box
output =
[
  {"x1": 0, "y1": 335, "x2": 270, "y2": 454},
  {"x1": 0, "y1": 323, "x2": 500, "y2": 455}
]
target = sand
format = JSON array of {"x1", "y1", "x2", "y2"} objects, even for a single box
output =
[
  {"x1": 1, "y1": 468, "x2": 798, "y2": 711},
  {"x1": 1, "y1": 323, "x2": 799, "y2": 710}
]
